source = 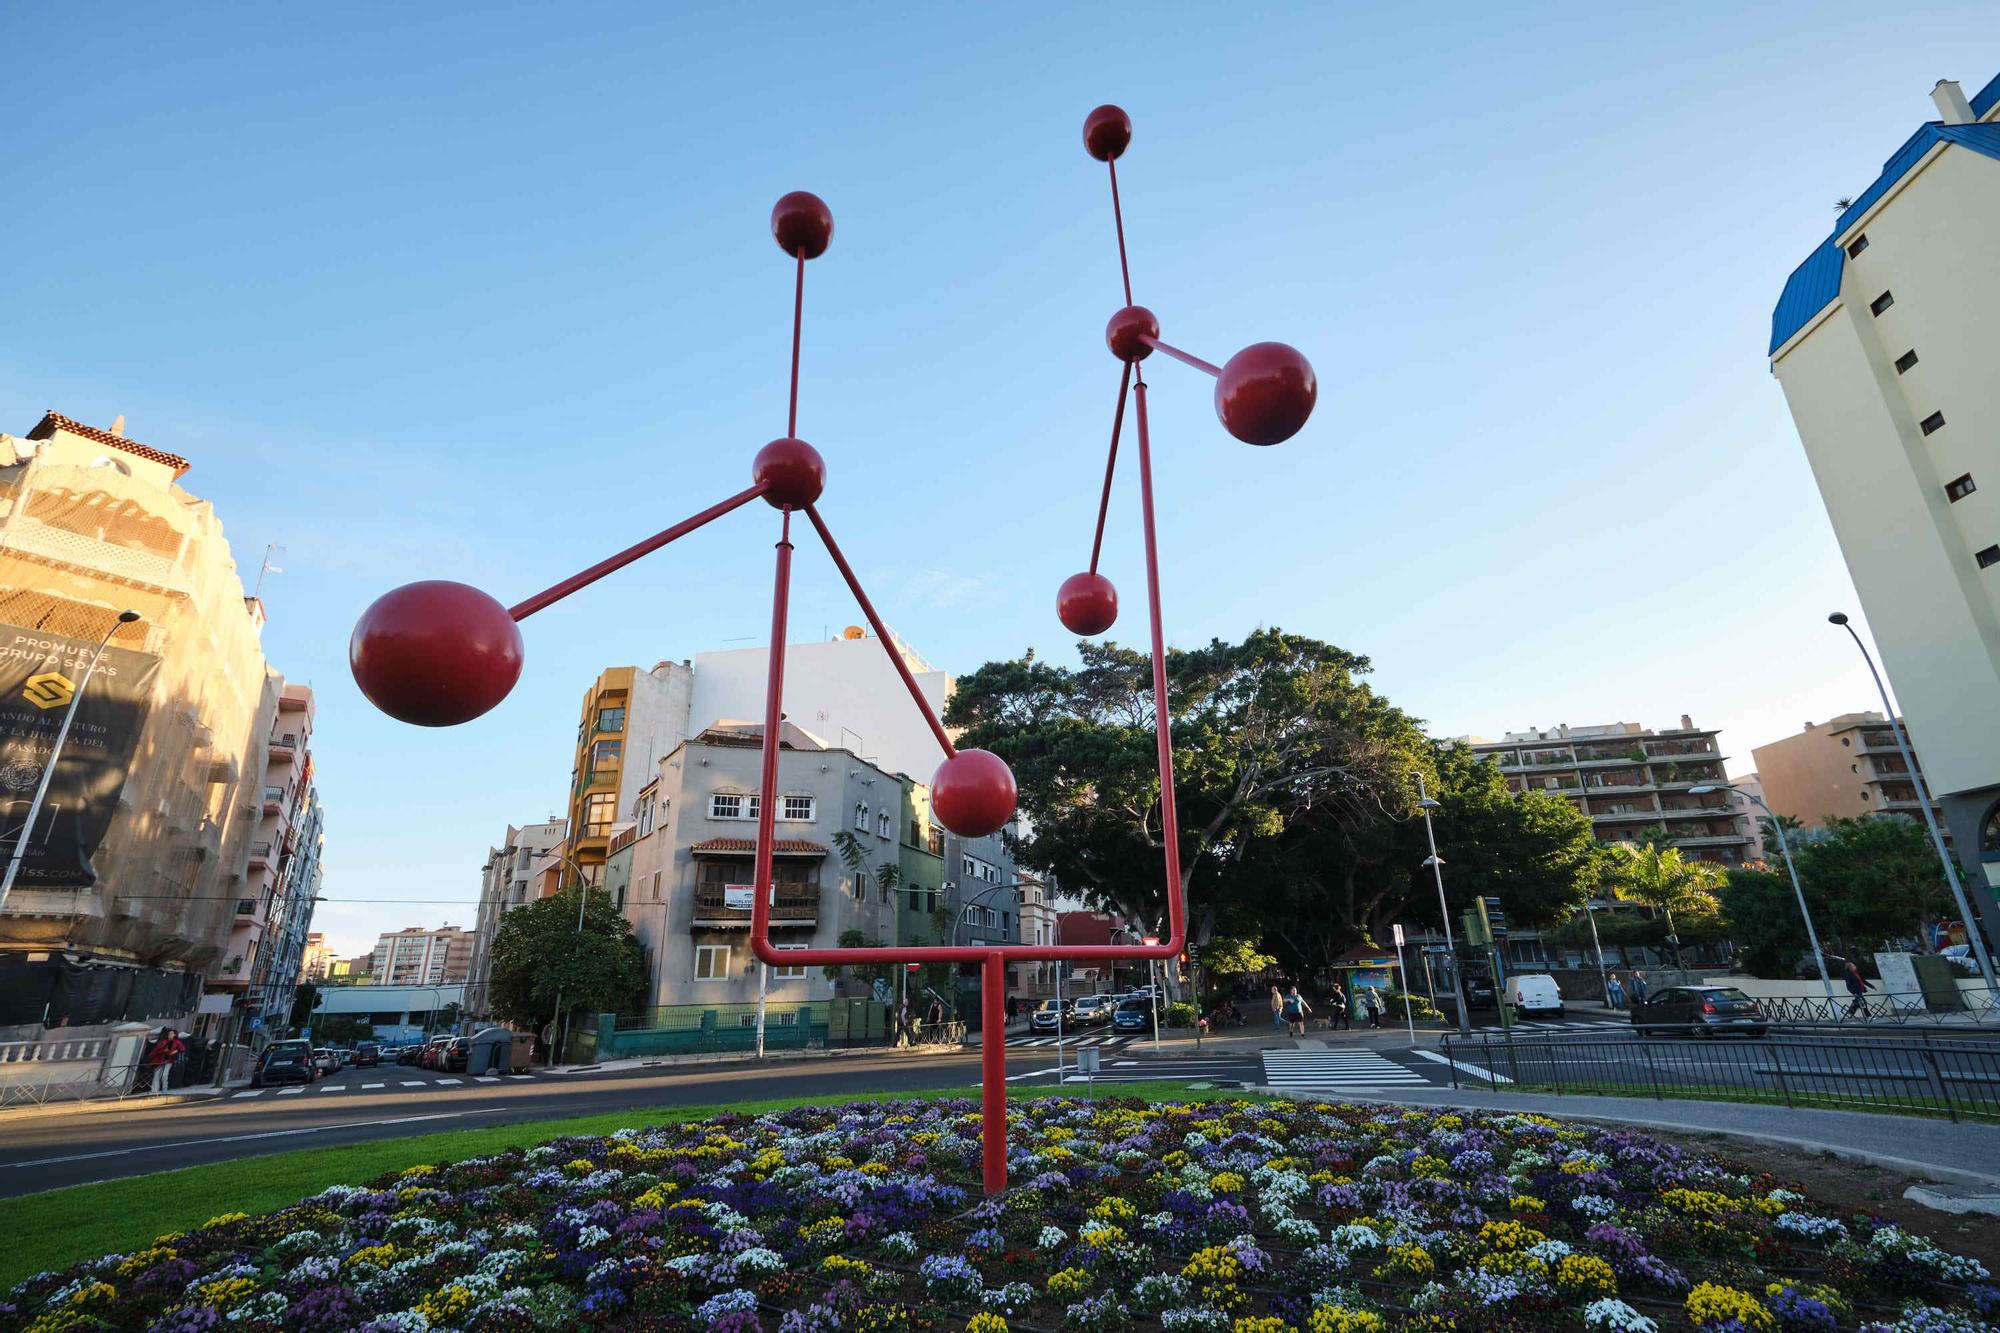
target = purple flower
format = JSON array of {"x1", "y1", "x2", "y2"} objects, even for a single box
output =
[{"x1": 147, "y1": 1309, "x2": 223, "y2": 1333}]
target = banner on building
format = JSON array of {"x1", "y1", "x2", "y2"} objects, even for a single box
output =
[{"x1": 0, "y1": 623, "x2": 159, "y2": 888}]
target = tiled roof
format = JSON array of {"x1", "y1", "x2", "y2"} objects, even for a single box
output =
[
  {"x1": 689, "y1": 837, "x2": 827, "y2": 856},
  {"x1": 27, "y1": 411, "x2": 192, "y2": 478},
  {"x1": 1770, "y1": 104, "x2": 2000, "y2": 356}
]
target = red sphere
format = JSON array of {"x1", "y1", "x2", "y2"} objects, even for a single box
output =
[
  {"x1": 350, "y1": 580, "x2": 523, "y2": 727},
  {"x1": 1104, "y1": 305, "x2": 1159, "y2": 363},
  {"x1": 1057, "y1": 571, "x2": 1119, "y2": 635},
  {"x1": 931, "y1": 749, "x2": 1018, "y2": 838},
  {"x1": 1214, "y1": 342, "x2": 1317, "y2": 445},
  {"x1": 753, "y1": 436, "x2": 826, "y2": 508},
  {"x1": 1083, "y1": 104, "x2": 1132, "y2": 161},
  {"x1": 771, "y1": 190, "x2": 833, "y2": 259}
]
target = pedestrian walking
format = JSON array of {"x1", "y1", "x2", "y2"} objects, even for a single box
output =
[
  {"x1": 1363, "y1": 987, "x2": 1385, "y2": 1028},
  {"x1": 1327, "y1": 983, "x2": 1351, "y2": 1031},
  {"x1": 135, "y1": 1027, "x2": 184, "y2": 1093},
  {"x1": 1281, "y1": 985, "x2": 1312, "y2": 1037},
  {"x1": 1269, "y1": 986, "x2": 1285, "y2": 1030},
  {"x1": 1627, "y1": 972, "x2": 1648, "y2": 1008},
  {"x1": 1605, "y1": 974, "x2": 1624, "y2": 1010},
  {"x1": 1843, "y1": 961, "x2": 1873, "y2": 1019}
]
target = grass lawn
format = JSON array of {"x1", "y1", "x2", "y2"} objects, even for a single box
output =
[{"x1": 3, "y1": 1080, "x2": 1257, "y2": 1289}]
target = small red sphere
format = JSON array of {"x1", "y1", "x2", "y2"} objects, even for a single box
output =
[
  {"x1": 1104, "y1": 305, "x2": 1159, "y2": 363},
  {"x1": 753, "y1": 436, "x2": 826, "y2": 508},
  {"x1": 1057, "y1": 571, "x2": 1119, "y2": 635},
  {"x1": 350, "y1": 580, "x2": 523, "y2": 727},
  {"x1": 931, "y1": 749, "x2": 1018, "y2": 838},
  {"x1": 1214, "y1": 342, "x2": 1317, "y2": 445},
  {"x1": 771, "y1": 190, "x2": 833, "y2": 259},
  {"x1": 1083, "y1": 104, "x2": 1132, "y2": 161}
]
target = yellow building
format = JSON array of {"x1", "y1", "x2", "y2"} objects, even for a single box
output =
[{"x1": 561, "y1": 662, "x2": 692, "y2": 886}]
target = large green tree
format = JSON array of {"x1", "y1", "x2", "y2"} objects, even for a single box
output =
[
  {"x1": 1795, "y1": 815, "x2": 1948, "y2": 955},
  {"x1": 1719, "y1": 866, "x2": 1813, "y2": 977},
  {"x1": 488, "y1": 888, "x2": 648, "y2": 1039},
  {"x1": 1607, "y1": 843, "x2": 1724, "y2": 965}
]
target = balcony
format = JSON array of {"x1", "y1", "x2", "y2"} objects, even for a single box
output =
[
  {"x1": 1669, "y1": 833, "x2": 1750, "y2": 848},
  {"x1": 267, "y1": 736, "x2": 298, "y2": 762},
  {"x1": 247, "y1": 841, "x2": 272, "y2": 869},
  {"x1": 692, "y1": 884, "x2": 819, "y2": 929},
  {"x1": 261, "y1": 786, "x2": 285, "y2": 815},
  {"x1": 1588, "y1": 807, "x2": 1663, "y2": 823},
  {"x1": 0, "y1": 513, "x2": 191, "y2": 595},
  {"x1": 1645, "y1": 744, "x2": 1718, "y2": 762}
]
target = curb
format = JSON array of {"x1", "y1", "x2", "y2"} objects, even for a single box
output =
[{"x1": 0, "y1": 1085, "x2": 232, "y2": 1124}]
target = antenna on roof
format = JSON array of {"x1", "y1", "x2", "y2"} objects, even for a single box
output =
[{"x1": 253, "y1": 543, "x2": 286, "y2": 599}]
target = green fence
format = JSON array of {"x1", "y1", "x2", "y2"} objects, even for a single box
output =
[{"x1": 572, "y1": 999, "x2": 894, "y2": 1062}]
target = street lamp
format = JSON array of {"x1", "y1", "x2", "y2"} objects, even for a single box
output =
[
  {"x1": 1828, "y1": 612, "x2": 2000, "y2": 988},
  {"x1": 1415, "y1": 771, "x2": 1470, "y2": 1035},
  {"x1": 1580, "y1": 898, "x2": 1612, "y2": 1000},
  {"x1": 0, "y1": 610, "x2": 141, "y2": 917},
  {"x1": 1689, "y1": 784, "x2": 1838, "y2": 1008}
]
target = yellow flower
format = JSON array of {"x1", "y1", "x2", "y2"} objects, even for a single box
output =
[
  {"x1": 192, "y1": 1276, "x2": 257, "y2": 1311},
  {"x1": 1211, "y1": 1172, "x2": 1247, "y2": 1193},
  {"x1": 1555, "y1": 1253, "x2": 1617, "y2": 1297},
  {"x1": 66, "y1": 1284, "x2": 116, "y2": 1309},
  {"x1": 1374, "y1": 1243, "x2": 1434, "y2": 1280},
  {"x1": 416, "y1": 1283, "x2": 475, "y2": 1324},
  {"x1": 1686, "y1": 1282, "x2": 1774, "y2": 1332},
  {"x1": 1410, "y1": 1155, "x2": 1449, "y2": 1179},
  {"x1": 1163, "y1": 1150, "x2": 1190, "y2": 1169},
  {"x1": 116, "y1": 1246, "x2": 177, "y2": 1278},
  {"x1": 823, "y1": 1255, "x2": 874, "y2": 1278},
  {"x1": 345, "y1": 1243, "x2": 399, "y2": 1269},
  {"x1": 633, "y1": 1183, "x2": 679, "y2": 1209},
  {"x1": 1234, "y1": 1318, "x2": 1290, "y2": 1333},
  {"x1": 399, "y1": 1163, "x2": 437, "y2": 1179},
  {"x1": 1661, "y1": 1188, "x2": 1734, "y2": 1217},
  {"x1": 1310, "y1": 1310, "x2": 1386, "y2": 1333},
  {"x1": 1091, "y1": 1197, "x2": 1138, "y2": 1224},
  {"x1": 1507, "y1": 1195, "x2": 1546, "y2": 1213},
  {"x1": 859, "y1": 1161, "x2": 891, "y2": 1177},
  {"x1": 1080, "y1": 1224, "x2": 1126, "y2": 1247},
  {"x1": 1046, "y1": 1267, "x2": 1091, "y2": 1297},
  {"x1": 1476, "y1": 1220, "x2": 1546, "y2": 1252},
  {"x1": 200, "y1": 1212, "x2": 249, "y2": 1230},
  {"x1": 966, "y1": 1315, "x2": 1009, "y2": 1333},
  {"x1": 564, "y1": 1158, "x2": 596, "y2": 1174}
]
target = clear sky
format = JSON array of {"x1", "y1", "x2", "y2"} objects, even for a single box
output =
[{"x1": 4, "y1": 5, "x2": 1993, "y2": 957}]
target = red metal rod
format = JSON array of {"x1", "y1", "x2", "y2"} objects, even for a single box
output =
[
  {"x1": 980, "y1": 953, "x2": 1008, "y2": 1193},
  {"x1": 749, "y1": 508, "x2": 794, "y2": 961},
  {"x1": 508, "y1": 482, "x2": 769, "y2": 621},
  {"x1": 803, "y1": 504, "x2": 957, "y2": 760},
  {"x1": 788, "y1": 248, "x2": 805, "y2": 438},
  {"x1": 1087, "y1": 363, "x2": 1132, "y2": 574},
  {"x1": 1108, "y1": 159, "x2": 1133, "y2": 307},
  {"x1": 1133, "y1": 373, "x2": 1189, "y2": 954},
  {"x1": 1137, "y1": 334, "x2": 1221, "y2": 378}
]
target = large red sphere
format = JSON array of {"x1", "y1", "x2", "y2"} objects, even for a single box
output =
[
  {"x1": 1057, "y1": 571, "x2": 1119, "y2": 635},
  {"x1": 350, "y1": 580, "x2": 523, "y2": 727},
  {"x1": 1214, "y1": 342, "x2": 1317, "y2": 445},
  {"x1": 931, "y1": 749, "x2": 1018, "y2": 838},
  {"x1": 1083, "y1": 104, "x2": 1132, "y2": 161},
  {"x1": 753, "y1": 436, "x2": 826, "y2": 508},
  {"x1": 1104, "y1": 305, "x2": 1158, "y2": 363},
  {"x1": 771, "y1": 190, "x2": 833, "y2": 259}
]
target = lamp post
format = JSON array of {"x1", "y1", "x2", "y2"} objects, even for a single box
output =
[
  {"x1": 1415, "y1": 772, "x2": 1470, "y2": 1035},
  {"x1": 1690, "y1": 784, "x2": 1838, "y2": 1008},
  {"x1": 1581, "y1": 899, "x2": 1612, "y2": 1001},
  {"x1": 1828, "y1": 612, "x2": 2000, "y2": 989},
  {"x1": 0, "y1": 611, "x2": 142, "y2": 917}
]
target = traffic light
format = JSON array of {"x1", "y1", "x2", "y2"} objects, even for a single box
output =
[
  {"x1": 1460, "y1": 908, "x2": 1490, "y2": 948},
  {"x1": 1478, "y1": 896, "x2": 1508, "y2": 939}
]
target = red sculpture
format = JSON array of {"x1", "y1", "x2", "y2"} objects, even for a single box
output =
[{"x1": 348, "y1": 105, "x2": 1313, "y2": 1193}]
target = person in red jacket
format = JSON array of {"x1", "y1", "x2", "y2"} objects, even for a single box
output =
[{"x1": 136, "y1": 1027, "x2": 185, "y2": 1093}]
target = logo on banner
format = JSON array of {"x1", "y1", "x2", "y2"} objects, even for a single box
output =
[{"x1": 22, "y1": 672, "x2": 74, "y2": 710}]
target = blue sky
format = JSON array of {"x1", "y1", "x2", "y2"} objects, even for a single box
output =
[{"x1": 4, "y1": 4, "x2": 1993, "y2": 955}]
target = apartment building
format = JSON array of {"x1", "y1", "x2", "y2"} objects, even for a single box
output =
[
  {"x1": 299, "y1": 934, "x2": 331, "y2": 982},
  {"x1": 1768, "y1": 71, "x2": 2000, "y2": 942},
  {"x1": 370, "y1": 924, "x2": 470, "y2": 987},
  {"x1": 563, "y1": 663, "x2": 693, "y2": 886},
  {"x1": 1753, "y1": 713, "x2": 1944, "y2": 830},
  {"x1": 1467, "y1": 718, "x2": 1752, "y2": 864},
  {"x1": 0, "y1": 412, "x2": 287, "y2": 1042},
  {"x1": 464, "y1": 817, "x2": 565, "y2": 1018}
]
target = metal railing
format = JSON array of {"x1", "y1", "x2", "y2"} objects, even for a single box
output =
[
  {"x1": 1749, "y1": 987, "x2": 2000, "y2": 1026},
  {"x1": 1439, "y1": 1024, "x2": 2000, "y2": 1121}
]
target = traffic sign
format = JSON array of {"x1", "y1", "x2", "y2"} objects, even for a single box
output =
[
  {"x1": 247, "y1": 1016, "x2": 263, "y2": 1031},
  {"x1": 1391, "y1": 923, "x2": 1405, "y2": 946},
  {"x1": 1142, "y1": 935, "x2": 1159, "y2": 946}
]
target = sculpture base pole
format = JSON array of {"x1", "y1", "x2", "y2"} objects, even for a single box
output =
[{"x1": 981, "y1": 952, "x2": 1008, "y2": 1194}]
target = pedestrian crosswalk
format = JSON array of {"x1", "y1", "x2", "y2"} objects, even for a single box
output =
[
  {"x1": 233, "y1": 1072, "x2": 535, "y2": 1099},
  {"x1": 1490, "y1": 1018, "x2": 1630, "y2": 1035},
  {"x1": 1259, "y1": 1048, "x2": 1432, "y2": 1091},
  {"x1": 1005, "y1": 1032, "x2": 1139, "y2": 1049}
]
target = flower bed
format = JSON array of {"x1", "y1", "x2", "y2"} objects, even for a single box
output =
[{"x1": 3, "y1": 1097, "x2": 1993, "y2": 1332}]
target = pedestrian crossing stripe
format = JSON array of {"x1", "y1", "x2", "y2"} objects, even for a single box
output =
[
  {"x1": 1260, "y1": 1051, "x2": 1429, "y2": 1086},
  {"x1": 1006, "y1": 1034, "x2": 1136, "y2": 1048}
]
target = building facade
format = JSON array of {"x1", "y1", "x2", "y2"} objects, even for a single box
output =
[
  {"x1": 1467, "y1": 718, "x2": 1751, "y2": 864},
  {"x1": 0, "y1": 412, "x2": 286, "y2": 1042},
  {"x1": 1728, "y1": 774, "x2": 1770, "y2": 864},
  {"x1": 563, "y1": 662, "x2": 694, "y2": 886},
  {"x1": 1768, "y1": 72, "x2": 2000, "y2": 942},
  {"x1": 465, "y1": 817, "x2": 565, "y2": 1018},
  {"x1": 1752, "y1": 713, "x2": 1944, "y2": 832},
  {"x1": 299, "y1": 934, "x2": 331, "y2": 983},
  {"x1": 370, "y1": 925, "x2": 470, "y2": 988}
]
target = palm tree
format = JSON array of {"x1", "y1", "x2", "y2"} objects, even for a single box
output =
[{"x1": 1609, "y1": 843, "x2": 1724, "y2": 969}]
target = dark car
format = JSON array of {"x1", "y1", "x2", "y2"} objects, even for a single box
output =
[
  {"x1": 354, "y1": 1043, "x2": 381, "y2": 1068},
  {"x1": 396, "y1": 1043, "x2": 426, "y2": 1066},
  {"x1": 441, "y1": 1036, "x2": 471, "y2": 1072},
  {"x1": 1461, "y1": 975, "x2": 1498, "y2": 1010},
  {"x1": 1111, "y1": 997, "x2": 1157, "y2": 1034},
  {"x1": 252, "y1": 1039, "x2": 315, "y2": 1088},
  {"x1": 1634, "y1": 985, "x2": 1768, "y2": 1037}
]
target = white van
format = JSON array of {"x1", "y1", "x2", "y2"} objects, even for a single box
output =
[{"x1": 1504, "y1": 973, "x2": 1563, "y2": 1020}]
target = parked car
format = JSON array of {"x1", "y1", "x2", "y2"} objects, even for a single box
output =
[
  {"x1": 441, "y1": 1036, "x2": 471, "y2": 1072},
  {"x1": 1461, "y1": 975, "x2": 1498, "y2": 1010},
  {"x1": 353, "y1": 1043, "x2": 381, "y2": 1068},
  {"x1": 1029, "y1": 999, "x2": 1074, "y2": 1033},
  {"x1": 252, "y1": 1039, "x2": 315, "y2": 1088},
  {"x1": 1504, "y1": 974, "x2": 1564, "y2": 1021},
  {"x1": 1111, "y1": 997, "x2": 1157, "y2": 1034},
  {"x1": 424, "y1": 1036, "x2": 454, "y2": 1069},
  {"x1": 396, "y1": 1043, "x2": 426, "y2": 1066},
  {"x1": 1633, "y1": 985, "x2": 1768, "y2": 1037},
  {"x1": 310, "y1": 1048, "x2": 339, "y2": 1077},
  {"x1": 1071, "y1": 994, "x2": 1116, "y2": 1027}
]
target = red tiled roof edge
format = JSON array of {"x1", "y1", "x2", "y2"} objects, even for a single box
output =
[
  {"x1": 27, "y1": 411, "x2": 193, "y2": 478},
  {"x1": 689, "y1": 837, "x2": 828, "y2": 855}
]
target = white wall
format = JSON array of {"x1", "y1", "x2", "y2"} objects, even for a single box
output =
[{"x1": 621, "y1": 662, "x2": 694, "y2": 817}]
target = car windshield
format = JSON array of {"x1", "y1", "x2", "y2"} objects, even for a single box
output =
[
  {"x1": 1116, "y1": 999, "x2": 1147, "y2": 1011},
  {"x1": 1702, "y1": 988, "x2": 1754, "y2": 1002}
]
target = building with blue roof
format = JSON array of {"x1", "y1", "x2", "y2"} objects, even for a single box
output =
[{"x1": 1767, "y1": 73, "x2": 2000, "y2": 955}]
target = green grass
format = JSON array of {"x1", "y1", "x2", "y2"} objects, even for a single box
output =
[
  {"x1": 1488, "y1": 1076, "x2": 2000, "y2": 1124},
  {"x1": 3, "y1": 1080, "x2": 1262, "y2": 1290}
]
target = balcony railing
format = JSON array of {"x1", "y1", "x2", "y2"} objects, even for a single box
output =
[
  {"x1": 261, "y1": 787, "x2": 285, "y2": 814},
  {"x1": 247, "y1": 841, "x2": 272, "y2": 868},
  {"x1": 692, "y1": 885, "x2": 819, "y2": 928}
]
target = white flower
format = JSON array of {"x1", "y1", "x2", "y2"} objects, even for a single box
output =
[
  {"x1": 1583, "y1": 1297, "x2": 1658, "y2": 1333},
  {"x1": 1038, "y1": 1225, "x2": 1068, "y2": 1249}
]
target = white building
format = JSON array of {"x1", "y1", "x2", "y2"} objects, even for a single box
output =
[
  {"x1": 1768, "y1": 71, "x2": 2000, "y2": 943},
  {"x1": 465, "y1": 817, "x2": 566, "y2": 1018}
]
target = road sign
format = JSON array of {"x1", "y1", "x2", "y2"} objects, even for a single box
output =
[
  {"x1": 1391, "y1": 923, "x2": 1404, "y2": 946},
  {"x1": 247, "y1": 1016, "x2": 263, "y2": 1031},
  {"x1": 1075, "y1": 1046, "x2": 1101, "y2": 1074},
  {"x1": 906, "y1": 963, "x2": 922, "y2": 972},
  {"x1": 298, "y1": 1026, "x2": 311, "y2": 1042},
  {"x1": 1142, "y1": 935, "x2": 1158, "y2": 946}
]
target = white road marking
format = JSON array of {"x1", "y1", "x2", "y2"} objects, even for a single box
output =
[
  {"x1": 234, "y1": 1090, "x2": 264, "y2": 1098},
  {"x1": 435, "y1": 1078, "x2": 462, "y2": 1086},
  {"x1": 362, "y1": 1082, "x2": 385, "y2": 1089},
  {"x1": 276, "y1": 1087, "x2": 303, "y2": 1096},
  {"x1": 400, "y1": 1081, "x2": 425, "y2": 1087},
  {"x1": 476, "y1": 1076, "x2": 500, "y2": 1083},
  {"x1": 319, "y1": 1084, "x2": 348, "y2": 1092},
  {"x1": 1413, "y1": 1047, "x2": 1515, "y2": 1084}
]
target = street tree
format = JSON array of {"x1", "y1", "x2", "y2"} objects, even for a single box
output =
[
  {"x1": 488, "y1": 888, "x2": 648, "y2": 1040},
  {"x1": 1608, "y1": 844, "x2": 1724, "y2": 965},
  {"x1": 1719, "y1": 866, "x2": 1813, "y2": 977},
  {"x1": 1795, "y1": 814, "x2": 1948, "y2": 954}
]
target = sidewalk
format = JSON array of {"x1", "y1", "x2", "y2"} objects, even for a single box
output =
[{"x1": 1261, "y1": 1083, "x2": 2000, "y2": 1190}]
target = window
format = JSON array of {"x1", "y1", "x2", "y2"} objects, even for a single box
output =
[
  {"x1": 591, "y1": 739, "x2": 622, "y2": 769},
  {"x1": 710, "y1": 793, "x2": 744, "y2": 820},
  {"x1": 694, "y1": 944, "x2": 732, "y2": 979},
  {"x1": 782, "y1": 795, "x2": 816, "y2": 822},
  {"x1": 597, "y1": 706, "x2": 625, "y2": 732},
  {"x1": 651, "y1": 871, "x2": 663, "y2": 901},
  {"x1": 740, "y1": 1010, "x2": 799, "y2": 1026},
  {"x1": 1870, "y1": 291, "x2": 1895, "y2": 316},
  {"x1": 1895, "y1": 349, "x2": 1919, "y2": 374},
  {"x1": 1947, "y1": 474, "x2": 1976, "y2": 503},
  {"x1": 1846, "y1": 234, "x2": 1869, "y2": 258},
  {"x1": 583, "y1": 791, "x2": 616, "y2": 836},
  {"x1": 877, "y1": 811, "x2": 891, "y2": 838},
  {"x1": 746, "y1": 795, "x2": 762, "y2": 821},
  {"x1": 1921, "y1": 411, "x2": 1945, "y2": 436},
  {"x1": 772, "y1": 943, "x2": 808, "y2": 980},
  {"x1": 854, "y1": 801, "x2": 868, "y2": 830},
  {"x1": 1979, "y1": 546, "x2": 2000, "y2": 570}
]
